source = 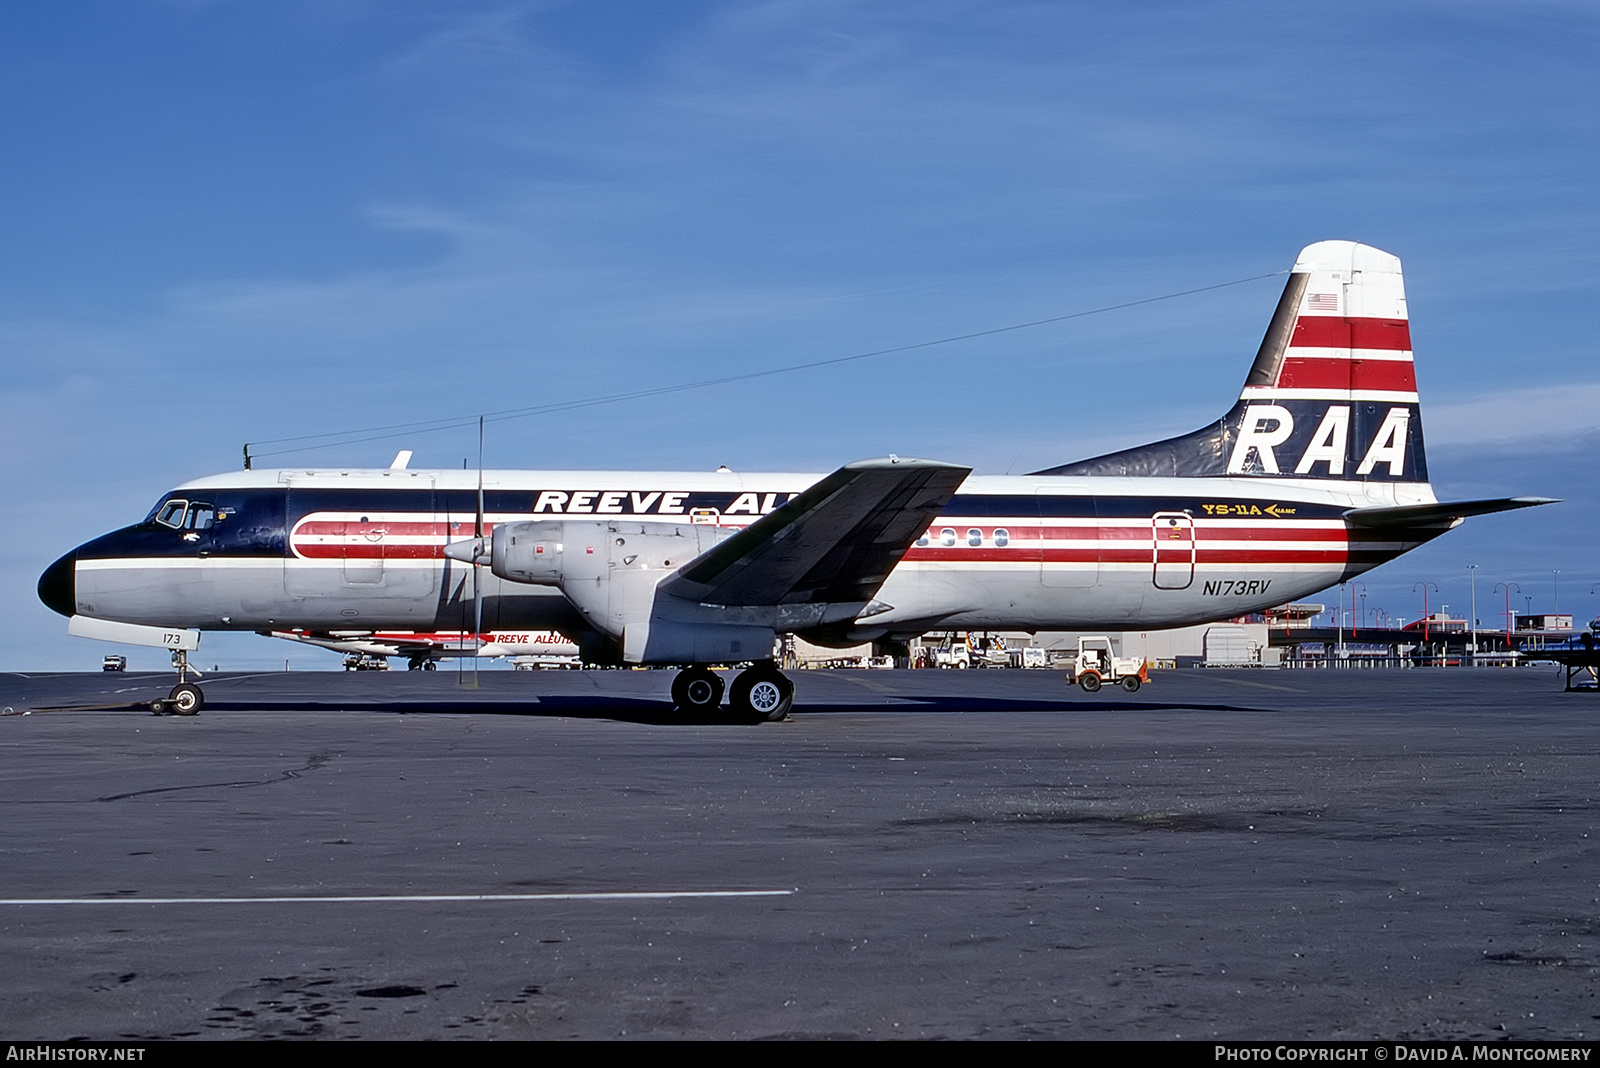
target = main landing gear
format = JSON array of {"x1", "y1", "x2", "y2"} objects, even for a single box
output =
[
  {"x1": 149, "y1": 649, "x2": 204, "y2": 716},
  {"x1": 670, "y1": 662, "x2": 793, "y2": 723},
  {"x1": 671, "y1": 666, "x2": 725, "y2": 716}
]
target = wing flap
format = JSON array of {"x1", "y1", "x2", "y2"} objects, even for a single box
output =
[{"x1": 662, "y1": 457, "x2": 971, "y2": 607}]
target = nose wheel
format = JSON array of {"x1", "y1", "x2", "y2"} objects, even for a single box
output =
[{"x1": 165, "y1": 682, "x2": 204, "y2": 715}]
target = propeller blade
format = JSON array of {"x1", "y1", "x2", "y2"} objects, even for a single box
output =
[{"x1": 473, "y1": 416, "x2": 484, "y2": 687}]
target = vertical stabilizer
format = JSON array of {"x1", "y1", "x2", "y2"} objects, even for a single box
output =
[{"x1": 1034, "y1": 241, "x2": 1430, "y2": 485}]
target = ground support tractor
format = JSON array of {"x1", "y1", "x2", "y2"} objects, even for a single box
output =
[{"x1": 1068, "y1": 636, "x2": 1150, "y2": 693}]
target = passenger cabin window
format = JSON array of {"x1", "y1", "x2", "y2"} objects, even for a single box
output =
[
  {"x1": 940, "y1": 528, "x2": 957, "y2": 547},
  {"x1": 994, "y1": 528, "x2": 1010, "y2": 547},
  {"x1": 967, "y1": 528, "x2": 983, "y2": 547}
]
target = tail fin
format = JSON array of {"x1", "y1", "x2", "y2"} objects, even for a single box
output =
[{"x1": 1033, "y1": 241, "x2": 1428, "y2": 484}]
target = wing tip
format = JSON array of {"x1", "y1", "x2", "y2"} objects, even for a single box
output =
[{"x1": 843, "y1": 455, "x2": 972, "y2": 474}]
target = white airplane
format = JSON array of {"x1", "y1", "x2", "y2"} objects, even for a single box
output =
[
  {"x1": 39, "y1": 242, "x2": 1552, "y2": 720},
  {"x1": 268, "y1": 628, "x2": 581, "y2": 670}
]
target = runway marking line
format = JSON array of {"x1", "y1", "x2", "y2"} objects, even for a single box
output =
[{"x1": 0, "y1": 890, "x2": 795, "y2": 905}]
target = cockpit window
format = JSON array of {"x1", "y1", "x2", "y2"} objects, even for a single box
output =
[
  {"x1": 148, "y1": 499, "x2": 217, "y2": 531},
  {"x1": 153, "y1": 499, "x2": 188, "y2": 529}
]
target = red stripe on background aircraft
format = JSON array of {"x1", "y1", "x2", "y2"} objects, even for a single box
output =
[{"x1": 39, "y1": 241, "x2": 1553, "y2": 720}]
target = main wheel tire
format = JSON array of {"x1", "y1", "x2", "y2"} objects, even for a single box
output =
[
  {"x1": 1120, "y1": 675, "x2": 1141, "y2": 692},
  {"x1": 168, "y1": 683, "x2": 204, "y2": 715},
  {"x1": 729, "y1": 668, "x2": 793, "y2": 723},
  {"x1": 671, "y1": 668, "x2": 725, "y2": 715},
  {"x1": 1078, "y1": 673, "x2": 1102, "y2": 693}
]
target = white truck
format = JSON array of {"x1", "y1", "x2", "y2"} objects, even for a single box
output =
[
  {"x1": 928, "y1": 632, "x2": 1009, "y2": 668},
  {"x1": 1068, "y1": 636, "x2": 1149, "y2": 692}
]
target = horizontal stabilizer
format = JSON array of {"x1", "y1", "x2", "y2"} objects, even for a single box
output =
[
  {"x1": 662, "y1": 457, "x2": 971, "y2": 607},
  {"x1": 1343, "y1": 496, "x2": 1559, "y2": 529}
]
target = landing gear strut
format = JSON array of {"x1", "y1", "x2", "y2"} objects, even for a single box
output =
[{"x1": 151, "y1": 649, "x2": 204, "y2": 715}]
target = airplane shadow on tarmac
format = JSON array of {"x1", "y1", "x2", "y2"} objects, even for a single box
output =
[
  {"x1": 5, "y1": 675, "x2": 1265, "y2": 723},
  {"x1": 161, "y1": 693, "x2": 1271, "y2": 725}
]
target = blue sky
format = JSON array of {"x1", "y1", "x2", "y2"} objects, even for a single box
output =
[{"x1": 5, "y1": 0, "x2": 1598, "y2": 670}]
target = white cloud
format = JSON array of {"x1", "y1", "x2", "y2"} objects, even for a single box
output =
[{"x1": 1426, "y1": 382, "x2": 1600, "y2": 448}]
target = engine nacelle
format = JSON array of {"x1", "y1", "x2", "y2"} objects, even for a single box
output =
[
  {"x1": 486, "y1": 519, "x2": 773, "y2": 664},
  {"x1": 489, "y1": 519, "x2": 726, "y2": 588},
  {"x1": 489, "y1": 520, "x2": 570, "y2": 586}
]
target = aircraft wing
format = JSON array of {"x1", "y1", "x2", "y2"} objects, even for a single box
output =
[
  {"x1": 266, "y1": 630, "x2": 408, "y2": 657},
  {"x1": 660, "y1": 456, "x2": 971, "y2": 607},
  {"x1": 1343, "y1": 496, "x2": 1559, "y2": 529}
]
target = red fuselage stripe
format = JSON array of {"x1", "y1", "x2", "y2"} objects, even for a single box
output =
[
  {"x1": 898, "y1": 548, "x2": 1352, "y2": 565},
  {"x1": 298, "y1": 520, "x2": 1358, "y2": 560}
]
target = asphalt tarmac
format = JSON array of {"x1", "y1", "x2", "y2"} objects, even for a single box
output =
[{"x1": 0, "y1": 666, "x2": 1595, "y2": 1040}]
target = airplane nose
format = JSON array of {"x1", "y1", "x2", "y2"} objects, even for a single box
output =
[{"x1": 37, "y1": 551, "x2": 77, "y2": 618}]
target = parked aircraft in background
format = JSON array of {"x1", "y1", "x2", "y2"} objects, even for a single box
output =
[
  {"x1": 269, "y1": 628, "x2": 581, "y2": 670},
  {"x1": 40, "y1": 242, "x2": 1552, "y2": 720}
]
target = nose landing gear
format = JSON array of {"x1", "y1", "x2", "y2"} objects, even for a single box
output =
[{"x1": 150, "y1": 649, "x2": 204, "y2": 715}]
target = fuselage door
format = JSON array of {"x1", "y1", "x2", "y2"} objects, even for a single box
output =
[
  {"x1": 1152, "y1": 511, "x2": 1195, "y2": 590},
  {"x1": 283, "y1": 476, "x2": 437, "y2": 603},
  {"x1": 342, "y1": 517, "x2": 386, "y2": 585},
  {"x1": 1037, "y1": 490, "x2": 1098, "y2": 588}
]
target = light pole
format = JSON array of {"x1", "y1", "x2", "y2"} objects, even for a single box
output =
[
  {"x1": 1337, "y1": 581, "x2": 1345, "y2": 662},
  {"x1": 1414, "y1": 581, "x2": 1439, "y2": 664},
  {"x1": 1350, "y1": 580, "x2": 1366, "y2": 641},
  {"x1": 1469, "y1": 564, "x2": 1478, "y2": 665},
  {"x1": 1553, "y1": 570, "x2": 1561, "y2": 613},
  {"x1": 1495, "y1": 582, "x2": 1521, "y2": 653}
]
